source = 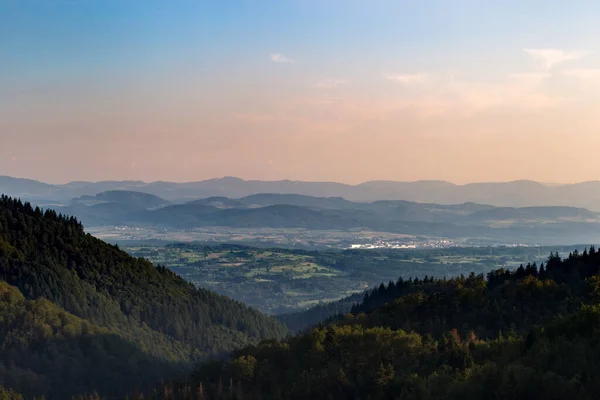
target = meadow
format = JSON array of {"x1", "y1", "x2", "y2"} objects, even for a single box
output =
[{"x1": 124, "y1": 243, "x2": 582, "y2": 314}]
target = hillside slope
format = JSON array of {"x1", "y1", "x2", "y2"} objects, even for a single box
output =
[
  {"x1": 73, "y1": 190, "x2": 170, "y2": 208},
  {"x1": 0, "y1": 281, "x2": 181, "y2": 399},
  {"x1": 0, "y1": 195, "x2": 287, "y2": 398},
  {"x1": 174, "y1": 248, "x2": 600, "y2": 400}
]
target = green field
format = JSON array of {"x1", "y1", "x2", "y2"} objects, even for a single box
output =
[{"x1": 125, "y1": 243, "x2": 583, "y2": 314}]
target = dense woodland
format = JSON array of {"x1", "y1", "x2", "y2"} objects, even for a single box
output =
[
  {"x1": 165, "y1": 247, "x2": 600, "y2": 399},
  {"x1": 0, "y1": 196, "x2": 287, "y2": 399},
  {"x1": 4, "y1": 194, "x2": 600, "y2": 399}
]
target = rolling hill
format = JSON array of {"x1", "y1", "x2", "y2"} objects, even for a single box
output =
[
  {"x1": 4, "y1": 192, "x2": 600, "y2": 398},
  {"x1": 73, "y1": 190, "x2": 170, "y2": 209},
  {"x1": 171, "y1": 248, "x2": 600, "y2": 400},
  {"x1": 465, "y1": 206, "x2": 597, "y2": 222},
  {"x1": 0, "y1": 195, "x2": 287, "y2": 398},
  {"x1": 48, "y1": 192, "x2": 600, "y2": 245},
  {"x1": 6, "y1": 176, "x2": 600, "y2": 211},
  {"x1": 239, "y1": 193, "x2": 358, "y2": 209},
  {"x1": 186, "y1": 196, "x2": 247, "y2": 209},
  {"x1": 59, "y1": 192, "x2": 600, "y2": 228}
]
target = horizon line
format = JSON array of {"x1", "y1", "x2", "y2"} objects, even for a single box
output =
[{"x1": 3, "y1": 175, "x2": 600, "y2": 187}]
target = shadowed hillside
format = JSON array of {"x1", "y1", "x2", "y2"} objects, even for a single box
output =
[
  {"x1": 167, "y1": 247, "x2": 600, "y2": 400},
  {"x1": 0, "y1": 195, "x2": 287, "y2": 398}
]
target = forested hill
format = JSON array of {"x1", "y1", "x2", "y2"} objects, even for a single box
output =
[
  {"x1": 171, "y1": 248, "x2": 600, "y2": 400},
  {"x1": 277, "y1": 292, "x2": 362, "y2": 332},
  {"x1": 0, "y1": 195, "x2": 287, "y2": 399}
]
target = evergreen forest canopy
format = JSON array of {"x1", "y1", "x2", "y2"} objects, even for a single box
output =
[
  {"x1": 3, "y1": 194, "x2": 600, "y2": 399},
  {"x1": 170, "y1": 247, "x2": 600, "y2": 400},
  {"x1": 0, "y1": 195, "x2": 287, "y2": 399}
]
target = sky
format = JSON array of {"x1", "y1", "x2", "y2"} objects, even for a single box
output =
[{"x1": 2, "y1": 0, "x2": 600, "y2": 184}]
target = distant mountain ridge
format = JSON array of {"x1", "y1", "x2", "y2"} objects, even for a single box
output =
[
  {"x1": 73, "y1": 190, "x2": 170, "y2": 208},
  {"x1": 38, "y1": 190, "x2": 600, "y2": 246},
  {"x1": 4, "y1": 175, "x2": 600, "y2": 211}
]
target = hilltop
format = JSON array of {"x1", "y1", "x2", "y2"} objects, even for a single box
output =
[
  {"x1": 6, "y1": 176, "x2": 600, "y2": 211},
  {"x1": 73, "y1": 190, "x2": 170, "y2": 209},
  {"x1": 53, "y1": 192, "x2": 600, "y2": 246}
]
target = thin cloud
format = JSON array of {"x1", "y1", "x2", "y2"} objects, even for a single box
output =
[
  {"x1": 564, "y1": 68, "x2": 600, "y2": 83},
  {"x1": 384, "y1": 72, "x2": 429, "y2": 84},
  {"x1": 315, "y1": 79, "x2": 346, "y2": 88},
  {"x1": 381, "y1": 69, "x2": 560, "y2": 116},
  {"x1": 270, "y1": 53, "x2": 295, "y2": 63},
  {"x1": 508, "y1": 72, "x2": 551, "y2": 85},
  {"x1": 524, "y1": 48, "x2": 590, "y2": 70}
]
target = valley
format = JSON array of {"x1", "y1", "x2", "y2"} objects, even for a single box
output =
[
  {"x1": 29, "y1": 189, "x2": 600, "y2": 249},
  {"x1": 2, "y1": 194, "x2": 600, "y2": 399},
  {"x1": 90, "y1": 225, "x2": 474, "y2": 249},
  {"x1": 124, "y1": 242, "x2": 579, "y2": 314},
  {"x1": 5, "y1": 1, "x2": 600, "y2": 397}
]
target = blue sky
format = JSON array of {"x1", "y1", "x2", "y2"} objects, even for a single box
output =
[{"x1": 2, "y1": 1, "x2": 600, "y2": 183}]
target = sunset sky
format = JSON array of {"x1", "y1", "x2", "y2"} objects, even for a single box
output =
[{"x1": 2, "y1": 1, "x2": 600, "y2": 184}]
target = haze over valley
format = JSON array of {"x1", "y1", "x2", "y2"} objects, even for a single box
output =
[
  {"x1": 4, "y1": 174, "x2": 600, "y2": 318},
  {"x1": 3, "y1": 176, "x2": 600, "y2": 248},
  {"x1": 4, "y1": 1, "x2": 600, "y2": 399},
  {"x1": 6, "y1": 175, "x2": 600, "y2": 210}
]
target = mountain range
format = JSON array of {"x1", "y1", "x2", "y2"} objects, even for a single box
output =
[
  {"x1": 47, "y1": 191, "x2": 600, "y2": 245},
  {"x1": 3, "y1": 195, "x2": 600, "y2": 398},
  {"x1": 5, "y1": 175, "x2": 600, "y2": 211}
]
